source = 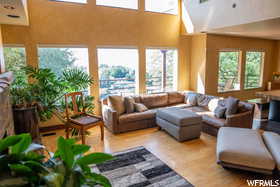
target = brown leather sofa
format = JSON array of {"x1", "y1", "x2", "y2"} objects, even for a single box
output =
[{"x1": 101, "y1": 91, "x2": 255, "y2": 136}]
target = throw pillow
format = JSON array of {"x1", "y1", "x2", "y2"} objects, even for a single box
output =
[
  {"x1": 124, "y1": 97, "x2": 135, "y2": 114},
  {"x1": 134, "y1": 103, "x2": 148, "y2": 112},
  {"x1": 186, "y1": 92, "x2": 198, "y2": 106},
  {"x1": 108, "y1": 95, "x2": 125, "y2": 115},
  {"x1": 208, "y1": 98, "x2": 219, "y2": 112},
  {"x1": 225, "y1": 96, "x2": 239, "y2": 116},
  {"x1": 214, "y1": 106, "x2": 226, "y2": 118}
]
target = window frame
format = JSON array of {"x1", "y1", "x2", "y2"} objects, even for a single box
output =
[
  {"x1": 144, "y1": 0, "x2": 179, "y2": 15},
  {"x1": 96, "y1": 46, "x2": 140, "y2": 98},
  {"x1": 217, "y1": 49, "x2": 242, "y2": 93},
  {"x1": 145, "y1": 47, "x2": 178, "y2": 94},
  {"x1": 243, "y1": 51, "x2": 265, "y2": 90},
  {"x1": 96, "y1": 0, "x2": 139, "y2": 10}
]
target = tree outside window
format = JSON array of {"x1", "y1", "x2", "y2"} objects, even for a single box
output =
[{"x1": 218, "y1": 51, "x2": 241, "y2": 92}]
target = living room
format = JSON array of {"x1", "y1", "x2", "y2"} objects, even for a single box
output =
[{"x1": 0, "y1": 0, "x2": 280, "y2": 186}]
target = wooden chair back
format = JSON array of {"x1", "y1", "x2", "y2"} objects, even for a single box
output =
[{"x1": 65, "y1": 92, "x2": 85, "y2": 120}]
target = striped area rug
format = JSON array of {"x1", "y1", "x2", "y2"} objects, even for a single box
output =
[{"x1": 91, "y1": 146, "x2": 194, "y2": 187}]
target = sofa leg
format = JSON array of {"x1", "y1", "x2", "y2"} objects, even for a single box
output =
[{"x1": 157, "y1": 126, "x2": 162, "y2": 130}]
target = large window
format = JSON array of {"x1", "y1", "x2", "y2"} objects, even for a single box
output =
[
  {"x1": 51, "y1": 0, "x2": 87, "y2": 4},
  {"x1": 218, "y1": 51, "x2": 241, "y2": 92},
  {"x1": 244, "y1": 51, "x2": 264, "y2": 89},
  {"x1": 38, "y1": 47, "x2": 89, "y2": 77},
  {"x1": 96, "y1": 0, "x2": 138, "y2": 10},
  {"x1": 3, "y1": 47, "x2": 27, "y2": 83},
  {"x1": 145, "y1": 0, "x2": 178, "y2": 15},
  {"x1": 97, "y1": 48, "x2": 138, "y2": 99},
  {"x1": 146, "y1": 49, "x2": 178, "y2": 93}
]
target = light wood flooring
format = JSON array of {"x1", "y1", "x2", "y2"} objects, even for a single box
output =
[{"x1": 42, "y1": 127, "x2": 275, "y2": 187}]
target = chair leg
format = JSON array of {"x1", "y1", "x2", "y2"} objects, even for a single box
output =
[
  {"x1": 100, "y1": 122, "x2": 104, "y2": 141},
  {"x1": 81, "y1": 128, "x2": 86, "y2": 144},
  {"x1": 66, "y1": 124, "x2": 70, "y2": 139}
]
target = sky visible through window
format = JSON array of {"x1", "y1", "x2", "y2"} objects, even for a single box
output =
[{"x1": 96, "y1": 0, "x2": 138, "y2": 9}]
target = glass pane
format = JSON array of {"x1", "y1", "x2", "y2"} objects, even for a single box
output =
[
  {"x1": 145, "y1": 0, "x2": 178, "y2": 15},
  {"x1": 244, "y1": 52, "x2": 264, "y2": 89},
  {"x1": 96, "y1": 0, "x2": 138, "y2": 9},
  {"x1": 146, "y1": 49, "x2": 177, "y2": 93},
  {"x1": 98, "y1": 48, "x2": 138, "y2": 99},
  {"x1": 38, "y1": 48, "x2": 89, "y2": 77},
  {"x1": 3, "y1": 47, "x2": 27, "y2": 83},
  {"x1": 218, "y1": 51, "x2": 240, "y2": 92},
  {"x1": 51, "y1": 0, "x2": 87, "y2": 4}
]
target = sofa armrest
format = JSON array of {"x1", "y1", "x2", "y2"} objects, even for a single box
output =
[
  {"x1": 225, "y1": 111, "x2": 253, "y2": 129},
  {"x1": 102, "y1": 105, "x2": 119, "y2": 133}
]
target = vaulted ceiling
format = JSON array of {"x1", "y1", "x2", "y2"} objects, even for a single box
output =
[{"x1": 182, "y1": 0, "x2": 280, "y2": 40}]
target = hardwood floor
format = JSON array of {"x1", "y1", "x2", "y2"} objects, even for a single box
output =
[{"x1": 42, "y1": 127, "x2": 275, "y2": 187}]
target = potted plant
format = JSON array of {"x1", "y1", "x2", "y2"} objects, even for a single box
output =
[
  {"x1": 0, "y1": 133, "x2": 113, "y2": 187},
  {"x1": 10, "y1": 66, "x2": 94, "y2": 142}
]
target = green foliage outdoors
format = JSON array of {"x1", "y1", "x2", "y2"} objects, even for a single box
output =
[
  {"x1": 218, "y1": 51, "x2": 263, "y2": 91},
  {"x1": 0, "y1": 134, "x2": 113, "y2": 187}
]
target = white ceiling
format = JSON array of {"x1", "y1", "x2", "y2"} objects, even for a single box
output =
[
  {"x1": 209, "y1": 18, "x2": 280, "y2": 40},
  {"x1": 183, "y1": 0, "x2": 280, "y2": 40},
  {"x1": 0, "y1": 0, "x2": 29, "y2": 26}
]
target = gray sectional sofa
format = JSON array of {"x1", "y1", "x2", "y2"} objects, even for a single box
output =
[{"x1": 101, "y1": 91, "x2": 255, "y2": 136}]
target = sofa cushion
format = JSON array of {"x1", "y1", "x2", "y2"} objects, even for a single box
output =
[
  {"x1": 185, "y1": 106, "x2": 209, "y2": 114},
  {"x1": 108, "y1": 95, "x2": 125, "y2": 115},
  {"x1": 217, "y1": 127, "x2": 275, "y2": 171},
  {"x1": 124, "y1": 97, "x2": 135, "y2": 114},
  {"x1": 202, "y1": 113, "x2": 226, "y2": 127},
  {"x1": 157, "y1": 108, "x2": 202, "y2": 127},
  {"x1": 185, "y1": 92, "x2": 198, "y2": 106},
  {"x1": 140, "y1": 93, "x2": 168, "y2": 109},
  {"x1": 225, "y1": 96, "x2": 239, "y2": 116},
  {"x1": 263, "y1": 131, "x2": 280, "y2": 170},
  {"x1": 168, "y1": 92, "x2": 185, "y2": 105},
  {"x1": 119, "y1": 110, "x2": 156, "y2": 123},
  {"x1": 134, "y1": 103, "x2": 148, "y2": 112}
]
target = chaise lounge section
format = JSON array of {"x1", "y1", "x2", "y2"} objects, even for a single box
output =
[{"x1": 101, "y1": 91, "x2": 255, "y2": 135}]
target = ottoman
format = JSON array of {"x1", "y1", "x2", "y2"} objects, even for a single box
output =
[
  {"x1": 217, "y1": 127, "x2": 276, "y2": 174},
  {"x1": 156, "y1": 108, "x2": 202, "y2": 142}
]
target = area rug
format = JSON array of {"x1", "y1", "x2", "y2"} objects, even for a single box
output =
[{"x1": 91, "y1": 146, "x2": 194, "y2": 187}]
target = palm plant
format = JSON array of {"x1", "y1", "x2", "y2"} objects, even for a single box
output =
[{"x1": 11, "y1": 66, "x2": 94, "y2": 123}]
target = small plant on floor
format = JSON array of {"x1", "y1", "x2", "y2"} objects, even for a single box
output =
[
  {"x1": 0, "y1": 134, "x2": 113, "y2": 187},
  {"x1": 0, "y1": 133, "x2": 48, "y2": 186},
  {"x1": 46, "y1": 136, "x2": 113, "y2": 187}
]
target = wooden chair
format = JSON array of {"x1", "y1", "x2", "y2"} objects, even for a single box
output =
[{"x1": 65, "y1": 92, "x2": 104, "y2": 144}]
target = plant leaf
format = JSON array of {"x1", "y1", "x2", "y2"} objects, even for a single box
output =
[
  {"x1": 72, "y1": 144, "x2": 90, "y2": 156},
  {"x1": 0, "y1": 135, "x2": 21, "y2": 152},
  {"x1": 9, "y1": 164, "x2": 32, "y2": 175},
  {"x1": 87, "y1": 173, "x2": 112, "y2": 187},
  {"x1": 11, "y1": 134, "x2": 32, "y2": 154},
  {"x1": 76, "y1": 153, "x2": 113, "y2": 166},
  {"x1": 57, "y1": 136, "x2": 74, "y2": 169}
]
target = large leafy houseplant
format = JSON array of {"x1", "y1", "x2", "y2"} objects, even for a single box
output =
[
  {"x1": 0, "y1": 134, "x2": 113, "y2": 187},
  {"x1": 10, "y1": 66, "x2": 94, "y2": 139}
]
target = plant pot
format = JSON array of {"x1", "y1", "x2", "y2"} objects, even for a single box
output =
[{"x1": 13, "y1": 106, "x2": 41, "y2": 143}]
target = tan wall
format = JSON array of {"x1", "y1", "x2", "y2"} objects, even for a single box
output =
[
  {"x1": 205, "y1": 34, "x2": 278, "y2": 100},
  {"x1": 1, "y1": 0, "x2": 191, "y2": 126},
  {"x1": 276, "y1": 41, "x2": 280, "y2": 71},
  {"x1": 0, "y1": 25, "x2": 4, "y2": 73},
  {"x1": 189, "y1": 34, "x2": 207, "y2": 93}
]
